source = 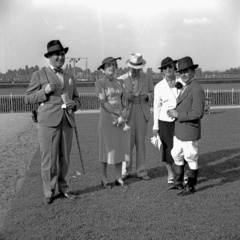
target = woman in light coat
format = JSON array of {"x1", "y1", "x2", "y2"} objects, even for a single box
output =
[{"x1": 153, "y1": 57, "x2": 183, "y2": 184}]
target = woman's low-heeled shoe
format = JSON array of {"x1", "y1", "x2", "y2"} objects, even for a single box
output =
[
  {"x1": 115, "y1": 180, "x2": 129, "y2": 189},
  {"x1": 101, "y1": 180, "x2": 112, "y2": 189},
  {"x1": 167, "y1": 178, "x2": 174, "y2": 184}
]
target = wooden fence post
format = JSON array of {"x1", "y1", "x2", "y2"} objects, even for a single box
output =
[{"x1": 10, "y1": 93, "x2": 13, "y2": 113}]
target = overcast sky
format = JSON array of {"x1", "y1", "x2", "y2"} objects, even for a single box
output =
[{"x1": 0, "y1": 0, "x2": 239, "y2": 73}]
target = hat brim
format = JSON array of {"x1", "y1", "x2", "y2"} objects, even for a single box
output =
[
  {"x1": 126, "y1": 59, "x2": 146, "y2": 69},
  {"x1": 158, "y1": 60, "x2": 178, "y2": 70},
  {"x1": 44, "y1": 47, "x2": 69, "y2": 58},
  {"x1": 97, "y1": 57, "x2": 121, "y2": 70},
  {"x1": 176, "y1": 64, "x2": 198, "y2": 72}
]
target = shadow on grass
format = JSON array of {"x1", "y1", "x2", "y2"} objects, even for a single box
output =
[
  {"x1": 72, "y1": 164, "x2": 168, "y2": 194},
  {"x1": 122, "y1": 165, "x2": 169, "y2": 186},
  {"x1": 197, "y1": 148, "x2": 240, "y2": 192},
  {"x1": 72, "y1": 184, "x2": 107, "y2": 195},
  {"x1": 67, "y1": 164, "x2": 166, "y2": 196}
]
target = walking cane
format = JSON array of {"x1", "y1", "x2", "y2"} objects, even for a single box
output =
[{"x1": 74, "y1": 126, "x2": 85, "y2": 174}]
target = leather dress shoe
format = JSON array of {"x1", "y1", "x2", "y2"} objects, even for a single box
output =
[
  {"x1": 60, "y1": 192, "x2": 77, "y2": 200},
  {"x1": 44, "y1": 197, "x2": 53, "y2": 205},
  {"x1": 140, "y1": 175, "x2": 150, "y2": 181},
  {"x1": 101, "y1": 180, "x2": 112, "y2": 189},
  {"x1": 115, "y1": 180, "x2": 129, "y2": 189}
]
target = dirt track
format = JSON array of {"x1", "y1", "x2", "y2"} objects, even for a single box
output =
[{"x1": 0, "y1": 113, "x2": 38, "y2": 227}]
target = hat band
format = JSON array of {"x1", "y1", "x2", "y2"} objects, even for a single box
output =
[
  {"x1": 48, "y1": 45, "x2": 64, "y2": 53},
  {"x1": 129, "y1": 61, "x2": 144, "y2": 66}
]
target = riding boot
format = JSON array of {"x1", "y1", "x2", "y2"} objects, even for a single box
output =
[
  {"x1": 178, "y1": 169, "x2": 198, "y2": 196},
  {"x1": 183, "y1": 159, "x2": 189, "y2": 184},
  {"x1": 168, "y1": 165, "x2": 184, "y2": 190}
]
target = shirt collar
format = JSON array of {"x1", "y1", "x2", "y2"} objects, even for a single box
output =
[
  {"x1": 50, "y1": 65, "x2": 55, "y2": 71},
  {"x1": 50, "y1": 65, "x2": 63, "y2": 73}
]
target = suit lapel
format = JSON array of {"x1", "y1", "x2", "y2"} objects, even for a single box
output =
[
  {"x1": 63, "y1": 73, "x2": 68, "y2": 89},
  {"x1": 137, "y1": 73, "x2": 145, "y2": 94},
  {"x1": 46, "y1": 67, "x2": 63, "y2": 88},
  {"x1": 125, "y1": 74, "x2": 133, "y2": 93},
  {"x1": 177, "y1": 80, "x2": 195, "y2": 104},
  {"x1": 62, "y1": 74, "x2": 74, "y2": 92}
]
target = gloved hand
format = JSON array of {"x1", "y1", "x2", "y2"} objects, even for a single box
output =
[
  {"x1": 117, "y1": 116, "x2": 125, "y2": 126},
  {"x1": 139, "y1": 93, "x2": 148, "y2": 101},
  {"x1": 125, "y1": 92, "x2": 137, "y2": 102},
  {"x1": 150, "y1": 135, "x2": 162, "y2": 150},
  {"x1": 45, "y1": 83, "x2": 56, "y2": 94},
  {"x1": 66, "y1": 100, "x2": 76, "y2": 110}
]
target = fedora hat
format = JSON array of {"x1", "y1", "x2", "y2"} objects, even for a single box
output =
[
  {"x1": 44, "y1": 40, "x2": 69, "y2": 58},
  {"x1": 176, "y1": 56, "x2": 198, "y2": 72},
  {"x1": 126, "y1": 53, "x2": 146, "y2": 69},
  {"x1": 158, "y1": 57, "x2": 177, "y2": 70},
  {"x1": 97, "y1": 57, "x2": 122, "y2": 70}
]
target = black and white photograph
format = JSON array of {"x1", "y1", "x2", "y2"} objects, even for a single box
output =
[{"x1": 0, "y1": 0, "x2": 239, "y2": 239}]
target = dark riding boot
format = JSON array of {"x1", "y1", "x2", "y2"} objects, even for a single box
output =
[
  {"x1": 168, "y1": 165, "x2": 184, "y2": 190},
  {"x1": 183, "y1": 159, "x2": 189, "y2": 185},
  {"x1": 178, "y1": 169, "x2": 198, "y2": 196}
]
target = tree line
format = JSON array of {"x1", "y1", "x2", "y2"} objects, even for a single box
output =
[{"x1": 0, "y1": 64, "x2": 240, "y2": 83}]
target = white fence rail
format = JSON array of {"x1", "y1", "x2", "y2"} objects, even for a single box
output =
[{"x1": 0, "y1": 91, "x2": 240, "y2": 113}]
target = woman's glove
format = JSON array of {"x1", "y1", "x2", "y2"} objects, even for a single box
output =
[
  {"x1": 123, "y1": 123, "x2": 130, "y2": 131},
  {"x1": 150, "y1": 135, "x2": 162, "y2": 150},
  {"x1": 117, "y1": 116, "x2": 125, "y2": 126}
]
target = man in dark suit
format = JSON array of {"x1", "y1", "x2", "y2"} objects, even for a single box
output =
[
  {"x1": 25, "y1": 40, "x2": 81, "y2": 204},
  {"x1": 167, "y1": 56, "x2": 205, "y2": 195}
]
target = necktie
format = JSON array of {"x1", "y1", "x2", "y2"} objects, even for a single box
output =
[{"x1": 54, "y1": 68, "x2": 63, "y2": 73}]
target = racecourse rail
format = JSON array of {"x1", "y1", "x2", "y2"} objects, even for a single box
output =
[{"x1": 0, "y1": 90, "x2": 240, "y2": 113}]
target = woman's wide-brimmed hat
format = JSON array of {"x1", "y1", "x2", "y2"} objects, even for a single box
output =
[
  {"x1": 158, "y1": 57, "x2": 177, "y2": 70},
  {"x1": 97, "y1": 57, "x2": 122, "y2": 70},
  {"x1": 126, "y1": 53, "x2": 146, "y2": 69},
  {"x1": 176, "y1": 56, "x2": 198, "y2": 72},
  {"x1": 44, "y1": 40, "x2": 69, "y2": 58}
]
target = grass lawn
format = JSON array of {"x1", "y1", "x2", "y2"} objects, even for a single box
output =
[{"x1": 1, "y1": 109, "x2": 240, "y2": 240}]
